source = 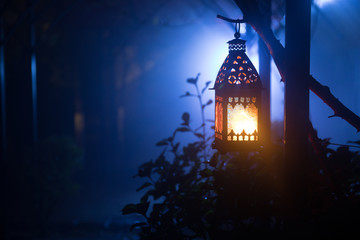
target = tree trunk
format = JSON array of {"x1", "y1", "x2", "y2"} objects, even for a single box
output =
[{"x1": 284, "y1": 0, "x2": 311, "y2": 229}]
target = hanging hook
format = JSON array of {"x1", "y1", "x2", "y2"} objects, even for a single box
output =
[
  {"x1": 234, "y1": 22, "x2": 240, "y2": 39},
  {"x1": 217, "y1": 15, "x2": 245, "y2": 39}
]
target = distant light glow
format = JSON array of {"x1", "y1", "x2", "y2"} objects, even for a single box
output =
[
  {"x1": 240, "y1": 26, "x2": 246, "y2": 34},
  {"x1": 314, "y1": 0, "x2": 334, "y2": 7},
  {"x1": 271, "y1": 60, "x2": 284, "y2": 121},
  {"x1": 182, "y1": 26, "x2": 282, "y2": 126}
]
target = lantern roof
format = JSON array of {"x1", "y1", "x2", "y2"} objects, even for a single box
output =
[{"x1": 213, "y1": 38, "x2": 262, "y2": 91}]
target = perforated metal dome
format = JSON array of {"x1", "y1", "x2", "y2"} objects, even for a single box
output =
[{"x1": 214, "y1": 39, "x2": 262, "y2": 91}]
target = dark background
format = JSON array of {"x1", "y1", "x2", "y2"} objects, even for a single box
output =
[{"x1": 1, "y1": 0, "x2": 359, "y2": 238}]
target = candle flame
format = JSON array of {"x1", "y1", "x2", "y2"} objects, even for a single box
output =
[{"x1": 228, "y1": 103, "x2": 257, "y2": 135}]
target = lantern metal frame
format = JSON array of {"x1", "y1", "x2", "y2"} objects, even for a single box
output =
[{"x1": 211, "y1": 17, "x2": 263, "y2": 153}]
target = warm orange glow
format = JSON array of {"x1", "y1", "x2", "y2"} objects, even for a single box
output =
[
  {"x1": 215, "y1": 101, "x2": 223, "y2": 134},
  {"x1": 227, "y1": 102, "x2": 258, "y2": 137}
]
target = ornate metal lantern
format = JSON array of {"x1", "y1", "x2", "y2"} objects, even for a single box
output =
[{"x1": 211, "y1": 19, "x2": 262, "y2": 153}]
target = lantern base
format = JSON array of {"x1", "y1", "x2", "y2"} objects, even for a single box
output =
[{"x1": 212, "y1": 140, "x2": 263, "y2": 154}]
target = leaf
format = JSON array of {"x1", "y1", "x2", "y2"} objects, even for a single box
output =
[
  {"x1": 137, "y1": 201, "x2": 150, "y2": 216},
  {"x1": 180, "y1": 91, "x2": 196, "y2": 98},
  {"x1": 152, "y1": 203, "x2": 165, "y2": 214},
  {"x1": 136, "y1": 182, "x2": 152, "y2": 192},
  {"x1": 194, "y1": 133, "x2": 204, "y2": 139},
  {"x1": 173, "y1": 142, "x2": 180, "y2": 153},
  {"x1": 154, "y1": 153, "x2": 167, "y2": 166},
  {"x1": 186, "y1": 73, "x2": 200, "y2": 85},
  {"x1": 136, "y1": 161, "x2": 153, "y2": 178},
  {"x1": 156, "y1": 140, "x2": 168, "y2": 146},
  {"x1": 140, "y1": 192, "x2": 150, "y2": 203},
  {"x1": 156, "y1": 137, "x2": 174, "y2": 146},
  {"x1": 122, "y1": 204, "x2": 137, "y2": 215},
  {"x1": 348, "y1": 140, "x2": 360, "y2": 145},
  {"x1": 202, "y1": 99, "x2": 213, "y2": 109},
  {"x1": 209, "y1": 152, "x2": 219, "y2": 167},
  {"x1": 187, "y1": 78, "x2": 197, "y2": 85},
  {"x1": 201, "y1": 81, "x2": 212, "y2": 94},
  {"x1": 182, "y1": 112, "x2": 190, "y2": 125},
  {"x1": 130, "y1": 222, "x2": 147, "y2": 231},
  {"x1": 176, "y1": 127, "x2": 190, "y2": 132}
]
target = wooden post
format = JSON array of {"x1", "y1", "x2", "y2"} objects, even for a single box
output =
[
  {"x1": 30, "y1": 8, "x2": 38, "y2": 145},
  {"x1": 284, "y1": 0, "x2": 311, "y2": 228},
  {"x1": 0, "y1": 16, "x2": 6, "y2": 160},
  {"x1": 259, "y1": 0, "x2": 271, "y2": 145},
  {"x1": 0, "y1": 15, "x2": 6, "y2": 240}
]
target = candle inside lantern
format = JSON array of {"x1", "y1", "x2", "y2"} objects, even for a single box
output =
[{"x1": 227, "y1": 101, "x2": 258, "y2": 141}]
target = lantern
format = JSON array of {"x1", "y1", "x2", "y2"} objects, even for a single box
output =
[{"x1": 211, "y1": 21, "x2": 262, "y2": 153}]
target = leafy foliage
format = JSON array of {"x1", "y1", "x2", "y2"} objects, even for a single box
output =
[{"x1": 123, "y1": 76, "x2": 360, "y2": 239}]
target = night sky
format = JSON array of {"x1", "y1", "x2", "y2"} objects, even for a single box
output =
[{"x1": 1, "y1": 0, "x2": 360, "y2": 238}]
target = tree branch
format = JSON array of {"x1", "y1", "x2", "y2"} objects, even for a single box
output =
[{"x1": 233, "y1": 0, "x2": 360, "y2": 132}]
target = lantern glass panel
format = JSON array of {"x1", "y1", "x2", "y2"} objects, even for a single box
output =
[
  {"x1": 215, "y1": 98, "x2": 223, "y2": 140},
  {"x1": 227, "y1": 97, "x2": 258, "y2": 142}
]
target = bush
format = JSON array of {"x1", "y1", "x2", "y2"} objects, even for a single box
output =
[{"x1": 123, "y1": 76, "x2": 360, "y2": 239}]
